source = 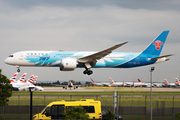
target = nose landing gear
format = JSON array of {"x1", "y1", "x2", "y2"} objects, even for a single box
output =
[{"x1": 16, "y1": 66, "x2": 20, "y2": 72}]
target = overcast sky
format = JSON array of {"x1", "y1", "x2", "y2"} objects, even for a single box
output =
[{"x1": 0, "y1": 0, "x2": 180, "y2": 83}]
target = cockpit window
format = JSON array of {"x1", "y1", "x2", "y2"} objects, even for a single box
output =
[{"x1": 9, "y1": 55, "x2": 13, "y2": 57}]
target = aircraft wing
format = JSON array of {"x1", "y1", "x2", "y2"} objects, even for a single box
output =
[{"x1": 77, "y1": 42, "x2": 128, "y2": 64}]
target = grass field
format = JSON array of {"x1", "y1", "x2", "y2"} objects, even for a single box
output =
[
  {"x1": 9, "y1": 90, "x2": 180, "y2": 108},
  {"x1": 11, "y1": 90, "x2": 180, "y2": 96}
]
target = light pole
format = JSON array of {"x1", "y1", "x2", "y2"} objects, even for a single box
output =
[{"x1": 150, "y1": 67, "x2": 155, "y2": 120}]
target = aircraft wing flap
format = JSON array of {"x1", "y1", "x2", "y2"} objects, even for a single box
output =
[{"x1": 78, "y1": 41, "x2": 128, "y2": 63}]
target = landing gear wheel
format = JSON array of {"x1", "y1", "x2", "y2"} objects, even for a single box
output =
[
  {"x1": 83, "y1": 70, "x2": 88, "y2": 74},
  {"x1": 83, "y1": 69, "x2": 93, "y2": 75},
  {"x1": 17, "y1": 69, "x2": 20, "y2": 72},
  {"x1": 87, "y1": 70, "x2": 93, "y2": 75}
]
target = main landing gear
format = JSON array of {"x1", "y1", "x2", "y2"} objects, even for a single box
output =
[
  {"x1": 83, "y1": 68, "x2": 93, "y2": 75},
  {"x1": 82, "y1": 63, "x2": 93, "y2": 75}
]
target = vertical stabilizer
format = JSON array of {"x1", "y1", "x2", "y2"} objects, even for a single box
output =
[{"x1": 142, "y1": 31, "x2": 169, "y2": 56}]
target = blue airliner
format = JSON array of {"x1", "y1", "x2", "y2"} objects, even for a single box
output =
[{"x1": 5, "y1": 31, "x2": 173, "y2": 75}]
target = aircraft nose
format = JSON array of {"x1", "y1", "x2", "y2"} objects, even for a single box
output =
[
  {"x1": 5, "y1": 58, "x2": 14, "y2": 65},
  {"x1": 4, "y1": 58, "x2": 9, "y2": 64}
]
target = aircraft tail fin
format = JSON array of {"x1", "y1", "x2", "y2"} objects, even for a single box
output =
[
  {"x1": 27, "y1": 75, "x2": 34, "y2": 83},
  {"x1": 138, "y1": 79, "x2": 142, "y2": 83},
  {"x1": 90, "y1": 78, "x2": 97, "y2": 85},
  {"x1": 175, "y1": 78, "x2": 179, "y2": 82},
  {"x1": 141, "y1": 31, "x2": 169, "y2": 56},
  {"x1": 9, "y1": 72, "x2": 18, "y2": 82},
  {"x1": 32, "y1": 76, "x2": 38, "y2": 84},
  {"x1": 18, "y1": 73, "x2": 27, "y2": 82},
  {"x1": 164, "y1": 79, "x2": 169, "y2": 85},
  {"x1": 109, "y1": 78, "x2": 115, "y2": 84}
]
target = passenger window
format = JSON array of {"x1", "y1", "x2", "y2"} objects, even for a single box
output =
[
  {"x1": 82, "y1": 106, "x2": 95, "y2": 113},
  {"x1": 44, "y1": 107, "x2": 51, "y2": 116},
  {"x1": 66, "y1": 106, "x2": 95, "y2": 113},
  {"x1": 51, "y1": 105, "x2": 65, "y2": 119}
]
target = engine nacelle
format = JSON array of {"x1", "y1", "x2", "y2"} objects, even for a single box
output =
[{"x1": 60, "y1": 58, "x2": 77, "y2": 71}]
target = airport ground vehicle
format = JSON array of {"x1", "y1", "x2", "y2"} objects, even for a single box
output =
[
  {"x1": 102, "y1": 109, "x2": 123, "y2": 120},
  {"x1": 33, "y1": 99, "x2": 102, "y2": 120}
]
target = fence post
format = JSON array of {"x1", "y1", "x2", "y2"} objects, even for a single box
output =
[
  {"x1": 132, "y1": 96, "x2": 133, "y2": 120},
  {"x1": 119, "y1": 95, "x2": 121, "y2": 115},
  {"x1": 173, "y1": 95, "x2": 175, "y2": 120},
  {"x1": 44, "y1": 95, "x2": 46, "y2": 106},
  {"x1": 145, "y1": 95, "x2": 147, "y2": 119}
]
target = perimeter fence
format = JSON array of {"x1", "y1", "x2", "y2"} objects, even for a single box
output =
[{"x1": 1, "y1": 95, "x2": 180, "y2": 120}]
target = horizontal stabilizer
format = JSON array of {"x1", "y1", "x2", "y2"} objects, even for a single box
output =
[{"x1": 150, "y1": 54, "x2": 174, "y2": 60}]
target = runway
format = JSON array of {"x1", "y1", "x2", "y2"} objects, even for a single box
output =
[{"x1": 42, "y1": 87, "x2": 180, "y2": 92}]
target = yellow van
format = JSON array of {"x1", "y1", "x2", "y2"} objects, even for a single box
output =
[{"x1": 33, "y1": 99, "x2": 102, "y2": 120}]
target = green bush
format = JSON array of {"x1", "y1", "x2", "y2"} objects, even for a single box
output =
[
  {"x1": 107, "y1": 109, "x2": 115, "y2": 120},
  {"x1": 64, "y1": 106, "x2": 90, "y2": 120},
  {"x1": 176, "y1": 112, "x2": 180, "y2": 120}
]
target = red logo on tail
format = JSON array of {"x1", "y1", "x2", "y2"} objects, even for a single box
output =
[{"x1": 153, "y1": 40, "x2": 163, "y2": 50}]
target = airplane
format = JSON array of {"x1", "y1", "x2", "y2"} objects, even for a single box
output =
[
  {"x1": 163, "y1": 79, "x2": 177, "y2": 87},
  {"x1": 152, "y1": 82, "x2": 163, "y2": 88},
  {"x1": 62, "y1": 80, "x2": 78, "y2": 89},
  {"x1": 136, "y1": 79, "x2": 148, "y2": 87},
  {"x1": 9, "y1": 72, "x2": 18, "y2": 82},
  {"x1": 5, "y1": 31, "x2": 173, "y2": 75},
  {"x1": 124, "y1": 79, "x2": 148, "y2": 87},
  {"x1": 90, "y1": 78, "x2": 104, "y2": 86},
  {"x1": 10, "y1": 78, "x2": 44, "y2": 91},
  {"x1": 108, "y1": 78, "x2": 124, "y2": 87},
  {"x1": 9, "y1": 73, "x2": 44, "y2": 91}
]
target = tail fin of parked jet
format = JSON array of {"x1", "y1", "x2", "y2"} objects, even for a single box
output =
[
  {"x1": 9, "y1": 72, "x2": 18, "y2": 82},
  {"x1": 90, "y1": 78, "x2": 97, "y2": 85},
  {"x1": 141, "y1": 31, "x2": 169, "y2": 56},
  {"x1": 27, "y1": 75, "x2": 34, "y2": 83},
  {"x1": 138, "y1": 79, "x2": 142, "y2": 83},
  {"x1": 164, "y1": 79, "x2": 169, "y2": 85},
  {"x1": 109, "y1": 78, "x2": 115, "y2": 84},
  {"x1": 18, "y1": 73, "x2": 27, "y2": 82},
  {"x1": 175, "y1": 78, "x2": 179, "y2": 82},
  {"x1": 32, "y1": 76, "x2": 38, "y2": 84},
  {"x1": 175, "y1": 78, "x2": 180, "y2": 85}
]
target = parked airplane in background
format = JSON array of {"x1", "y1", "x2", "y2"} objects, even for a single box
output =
[
  {"x1": 163, "y1": 79, "x2": 176, "y2": 87},
  {"x1": 5, "y1": 31, "x2": 173, "y2": 75},
  {"x1": 10, "y1": 80, "x2": 44, "y2": 91},
  {"x1": 124, "y1": 79, "x2": 148, "y2": 87},
  {"x1": 109, "y1": 78, "x2": 124, "y2": 87},
  {"x1": 62, "y1": 80, "x2": 78, "y2": 89},
  {"x1": 152, "y1": 82, "x2": 162, "y2": 88},
  {"x1": 136, "y1": 79, "x2": 148, "y2": 87},
  {"x1": 9, "y1": 73, "x2": 44, "y2": 91},
  {"x1": 90, "y1": 78, "x2": 104, "y2": 86}
]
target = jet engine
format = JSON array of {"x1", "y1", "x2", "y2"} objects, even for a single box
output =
[{"x1": 60, "y1": 58, "x2": 77, "y2": 71}]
